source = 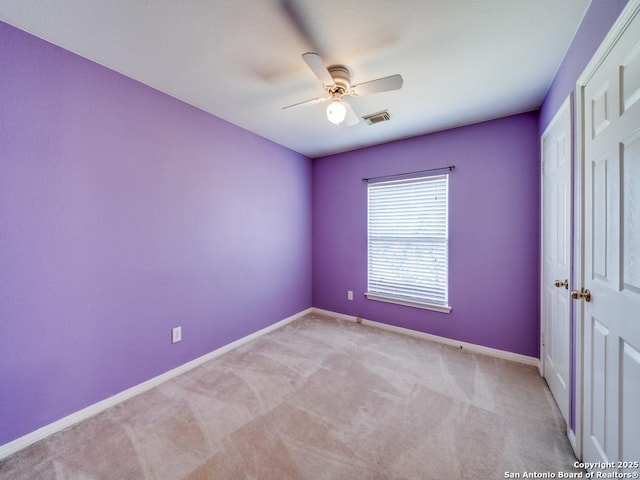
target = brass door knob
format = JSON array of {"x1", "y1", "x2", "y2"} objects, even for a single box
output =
[
  {"x1": 554, "y1": 279, "x2": 569, "y2": 289},
  {"x1": 570, "y1": 288, "x2": 592, "y2": 302}
]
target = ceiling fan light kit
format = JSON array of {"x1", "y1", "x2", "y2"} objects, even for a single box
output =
[
  {"x1": 326, "y1": 98, "x2": 347, "y2": 125},
  {"x1": 283, "y1": 52, "x2": 403, "y2": 127}
]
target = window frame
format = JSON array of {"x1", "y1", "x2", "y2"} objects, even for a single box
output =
[{"x1": 365, "y1": 174, "x2": 451, "y2": 314}]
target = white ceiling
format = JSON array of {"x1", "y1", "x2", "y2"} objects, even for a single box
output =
[{"x1": 1, "y1": 0, "x2": 590, "y2": 158}]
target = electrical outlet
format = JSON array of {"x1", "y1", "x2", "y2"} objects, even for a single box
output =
[
  {"x1": 172, "y1": 326, "x2": 182, "y2": 344},
  {"x1": 347, "y1": 290, "x2": 354, "y2": 301}
]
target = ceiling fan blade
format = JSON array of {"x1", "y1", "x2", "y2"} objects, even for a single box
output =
[
  {"x1": 282, "y1": 95, "x2": 329, "y2": 110},
  {"x1": 353, "y1": 74, "x2": 403, "y2": 96},
  {"x1": 344, "y1": 101, "x2": 359, "y2": 126},
  {"x1": 280, "y1": 0, "x2": 323, "y2": 53},
  {"x1": 302, "y1": 52, "x2": 334, "y2": 86}
]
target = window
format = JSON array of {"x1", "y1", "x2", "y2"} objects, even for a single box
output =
[{"x1": 366, "y1": 174, "x2": 450, "y2": 313}]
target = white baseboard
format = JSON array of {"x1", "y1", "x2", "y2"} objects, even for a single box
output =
[
  {"x1": 0, "y1": 307, "x2": 312, "y2": 461},
  {"x1": 311, "y1": 307, "x2": 541, "y2": 368}
]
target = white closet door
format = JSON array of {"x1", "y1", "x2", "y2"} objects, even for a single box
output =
[
  {"x1": 541, "y1": 97, "x2": 572, "y2": 425},
  {"x1": 581, "y1": 4, "x2": 640, "y2": 470}
]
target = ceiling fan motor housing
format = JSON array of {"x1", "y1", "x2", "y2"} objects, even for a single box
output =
[{"x1": 327, "y1": 65, "x2": 351, "y2": 94}]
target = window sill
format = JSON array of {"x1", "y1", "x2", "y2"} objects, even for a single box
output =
[{"x1": 365, "y1": 292, "x2": 452, "y2": 314}]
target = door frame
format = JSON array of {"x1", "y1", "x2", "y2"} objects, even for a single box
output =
[
  {"x1": 574, "y1": 0, "x2": 640, "y2": 461},
  {"x1": 539, "y1": 94, "x2": 572, "y2": 429}
]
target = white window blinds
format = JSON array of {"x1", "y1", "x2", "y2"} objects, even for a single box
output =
[{"x1": 366, "y1": 174, "x2": 450, "y2": 312}]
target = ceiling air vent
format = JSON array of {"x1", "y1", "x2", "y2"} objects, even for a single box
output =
[{"x1": 362, "y1": 110, "x2": 391, "y2": 125}]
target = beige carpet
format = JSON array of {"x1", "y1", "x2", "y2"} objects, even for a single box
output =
[{"x1": 0, "y1": 312, "x2": 582, "y2": 479}]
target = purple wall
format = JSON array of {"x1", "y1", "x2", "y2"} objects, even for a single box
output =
[
  {"x1": 0, "y1": 22, "x2": 312, "y2": 445},
  {"x1": 313, "y1": 112, "x2": 540, "y2": 357}
]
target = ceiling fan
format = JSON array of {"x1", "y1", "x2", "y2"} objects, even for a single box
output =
[{"x1": 283, "y1": 52, "x2": 403, "y2": 126}]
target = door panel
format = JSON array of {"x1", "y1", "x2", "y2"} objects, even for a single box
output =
[
  {"x1": 589, "y1": 317, "x2": 609, "y2": 458},
  {"x1": 621, "y1": 340, "x2": 640, "y2": 462},
  {"x1": 591, "y1": 83, "x2": 610, "y2": 138},
  {"x1": 622, "y1": 44, "x2": 640, "y2": 112},
  {"x1": 622, "y1": 131, "x2": 640, "y2": 292},
  {"x1": 591, "y1": 156, "x2": 611, "y2": 282}
]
